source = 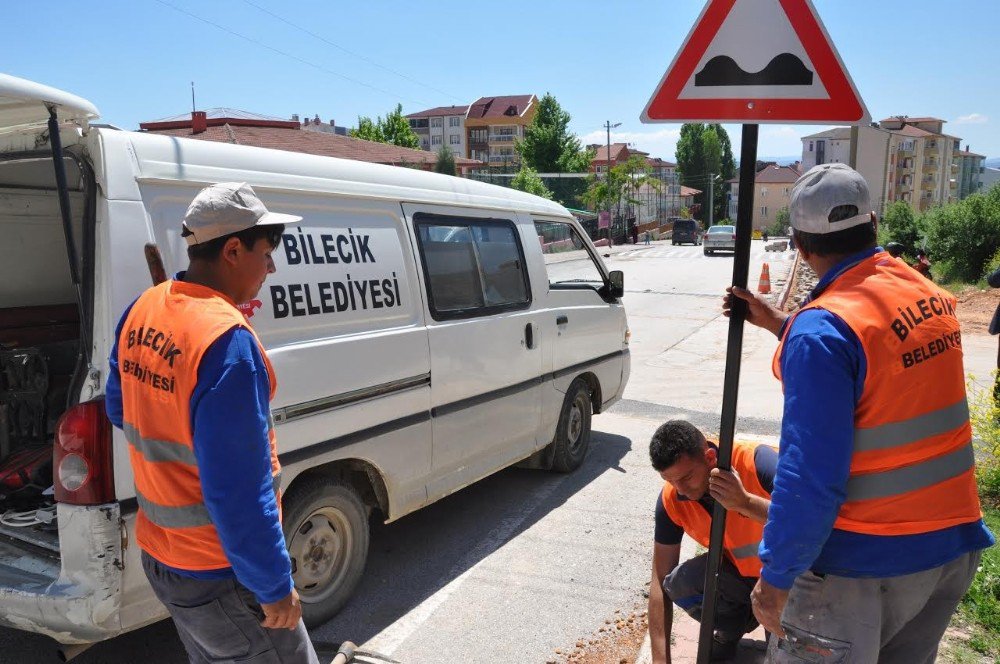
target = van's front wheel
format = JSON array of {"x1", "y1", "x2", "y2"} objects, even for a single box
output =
[
  {"x1": 282, "y1": 478, "x2": 369, "y2": 628},
  {"x1": 551, "y1": 379, "x2": 593, "y2": 472}
]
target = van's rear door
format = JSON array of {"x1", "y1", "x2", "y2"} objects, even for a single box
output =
[{"x1": 0, "y1": 74, "x2": 99, "y2": 135}]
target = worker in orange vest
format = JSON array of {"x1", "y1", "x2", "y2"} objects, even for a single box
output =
[
  {"x1": 725, "y1": 164, "x2": 993, "y2": 662},
  {"x1": 105, "y1": 183, "x2": 319, "y2": 663},
  {"x1": 647, "y1": 420, "x2": 778, "y2": 662}
]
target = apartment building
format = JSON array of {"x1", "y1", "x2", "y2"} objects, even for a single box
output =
[
  {"x1": 800, "y1": 127, "x2": 851, "y2": 170},
  {"x1": 464, "y1": 95, "x2": 537, "y2": 169},
  {"x1": 405, "y1": 105, "x2": 470, "y2": 155},
  {"x1": 727, "y1": 164, "x2": 801, "y2": 231},
  {"x1": 954, "y1": 146, "x2": 986, "y2": 199}
]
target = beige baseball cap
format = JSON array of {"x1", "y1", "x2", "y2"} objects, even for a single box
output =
[
  {"x1": 789, "y1": 163, "x2": 872, "y2": 235},
  {"x1": 181, "y1": 182, "x2": 301, "y2": 245}
]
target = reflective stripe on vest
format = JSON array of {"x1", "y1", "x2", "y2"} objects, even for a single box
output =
[
  {"x1": 846, "y1": 442, "x2": 974, "y2": 502},
  {"x1": 854, "y1": 399, "x2": 969, "y2": 452},
  {"x1": 119, "y1": 279, "x2": 282, "y2": 570},
  {"x1": 661, "y1": 441, "x2": 771, "y2": 577},
  {"x1": 137, "y1": 472, "x2": 283, "y2": 530},
  {"x1": 772, "y1": 252, "x2": 982, "y2": 537},
  {"x1": 729, "y1": 540, "x2": 762, "y2": 560}
]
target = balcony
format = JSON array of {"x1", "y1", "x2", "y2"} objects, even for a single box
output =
[
  {"x1": 488, "y1": 155, "x2": 517, "y2": 164},
  {"x1": 924, "y1": 159, "x2": 938, "y2": 170},
  {"x1": 489, "y1": 134, "x2": 517, "y2": 143}
]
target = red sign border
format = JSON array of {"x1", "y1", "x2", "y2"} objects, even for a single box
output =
[{"x1": 641, "y1": 0, "x2": 868, "y2": 124}]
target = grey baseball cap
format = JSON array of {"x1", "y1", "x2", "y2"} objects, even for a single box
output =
[
  {"x1": 789, "y1": 163, "x2": 872, "y2": 235},
  {"x1": 181, "y1": 182, "x2": 301, "y2": 245}
]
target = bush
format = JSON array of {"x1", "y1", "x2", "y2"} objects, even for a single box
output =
[
  {"x1": 926, "y1": 188, "x2": 1000, "y2": 283},
  {"x1": 880, "y1": 201, "x2": 924, "y2": 257},
  {"x1": 968, "y1": 373, "x2": 1000, "y2": 508}
]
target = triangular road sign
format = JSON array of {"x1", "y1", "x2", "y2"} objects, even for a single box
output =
[{"x1": 641, "y1": 0, "x2": 869, "y2": 124}]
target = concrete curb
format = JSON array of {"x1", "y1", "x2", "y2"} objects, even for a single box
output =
[
  {"x1": 635, "y1": 632, "x2": 652, "y2": 664},
  {"x1": 777, "y1": 248, "x2": 801, "y2": 311}
]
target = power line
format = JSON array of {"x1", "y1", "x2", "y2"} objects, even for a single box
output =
[
  {"x1": 154, "y1": 0, "x2": 431, "y2": 109},
  {"x1": 241, "y1": 0, "x2": 463, "y2": 104}
]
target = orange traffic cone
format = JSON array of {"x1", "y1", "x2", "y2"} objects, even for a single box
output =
[{"x1": 758, "y1": 263, "x2": 772, "y2": 294}]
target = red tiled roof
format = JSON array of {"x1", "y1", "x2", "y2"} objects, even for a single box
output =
[
  {"x1": 956, "y1": 150, "x2": 986, "y2": 158},
  {"x1": 891, "y1": 125, "x2": 935, "y2": 138},
  {"x1": 754, "y1": 165, "x2": 801, "y2": 184},
  {"x1": 405, "y1": 105, "x2": 470, "y2": 119},
  {"x1": 592, "y1": 143, "x2": 630, "y2": 163},
  {"x1": 680, "y1": 186, "x2": 702, "y2": 196},
  {"x1": 647, "y1": 157, "x2": 676, "y2": 167},
  {"x1": 140, "y1": 125, "x2": 480, "y2": 167},
  {"x1": 467, "y1": 95, "x2": 535, "y2": 119}
]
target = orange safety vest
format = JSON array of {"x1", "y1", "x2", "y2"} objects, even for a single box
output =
[
  {"x1": 774, "y1": 251, "x2": 981, "y2": 536},
  {"x1": 118, "y1": 279, "x2": 281, "y2": 571},
  {"x1": 661, "y1": 441, "x2": 771, "y2": 577}
]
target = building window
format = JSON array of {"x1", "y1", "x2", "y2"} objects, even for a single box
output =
[
  {"x1": 449, "y1": 116, "x2": 461, "y2": 127},
  {"x1": 469, "y1": 128, "x2": 487, "y2": 143},
  {"x1": 761, "y1": 206, "x2": 768, "y2": 217},
  {"x1": 432, "y1": 135, "x2": 442, "y2": 145},
  {"x1": 449, "y1": 134, "x2": 461, "y2": 145},
  {"x1": 783, "y1": 187, "x2": 790, "y2": 196},
  {"x1": 760, "y1": 188, "x2": 767, "y2": 198},
  {"x1": 809, "y1": 141, "x2": 813, "y2": 152},
  {"x1": 430, "y1": 117, "x2": 443, "y2": 128}
]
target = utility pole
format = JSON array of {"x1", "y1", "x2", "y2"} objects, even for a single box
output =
[
  {"x1": 604, "y1": 121, "x2": 621, "y2": 243},
  {"x1": 708, "y1": 172, "x2": 715, "y2": 227},
  {"x1": 191, "y1": 82, "x2": 196, "y2": 113}
]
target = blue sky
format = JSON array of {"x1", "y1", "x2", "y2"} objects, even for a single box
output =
[{"x1": 5, "y1": 0, "x2": 997, "y2": 162}]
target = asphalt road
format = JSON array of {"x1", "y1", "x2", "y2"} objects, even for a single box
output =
[{"x1": 6, "y1": 240, "x2": 991, "y2": 662}]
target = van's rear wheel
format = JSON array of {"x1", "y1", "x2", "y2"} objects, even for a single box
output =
[
  {"x1": 551, "y1": 378, "x2": 593, "y2": 473},
  {"x1": 282, "y1": 478, "x2": 369, "y2": 628}
]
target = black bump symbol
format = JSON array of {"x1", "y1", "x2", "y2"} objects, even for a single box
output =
[{"x1": 695, "y1": 53, "x2": 813, "y2": 86}]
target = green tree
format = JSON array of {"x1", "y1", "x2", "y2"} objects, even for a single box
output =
[
  {"x1": 511, "y1": 166, "x2": 553, "y2": 199},
  {"x1": 710, "y1": 124, "x2": 736, "y2": 221},
  {"x1": 926, "y1": 186, "x2": 1000, "y2": 282},
  {"x1": 582, "y1": 154, "x2": 659, "y2": 231},
  {"x1": 434, "y1": 145, "x2": 457, "y2": 176},
  {"x1": 350, "y1": 116, "x2": 384, "y2": 143},
  {"x1": 879, "y1": 201, "x2": 923, "y2": 255},
  {"x1": 767, "y1": 207, "x2": 789, "y2": 236},
  {"x1": 350, "y1": 103, "x2": 420, "y2": 149},
  {"x1": 675, "y1": 123, "x2": 724, "y2": 222},
  {"x1": 515, "y1": 93, "x2": 593, "y2": 207}
]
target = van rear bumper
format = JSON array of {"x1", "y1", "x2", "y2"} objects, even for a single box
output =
[{"x1": 0, "y1": 503, "x2": 124, "y2": 644}]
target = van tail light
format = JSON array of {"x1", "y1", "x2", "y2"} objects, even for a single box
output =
[
  {"x1": 732, "y1": 234, "x2": 737, "y2": 241},
  {"x1": 54, "y1": 399, "x2": 115, "y2": 505}
]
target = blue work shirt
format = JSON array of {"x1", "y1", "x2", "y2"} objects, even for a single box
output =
[
  {"x1": 760, "y1": 247, "x2": 995, "y2": 590},
  {"x1": 105, "y1": 273, "x2": 293, "y2": 604}
]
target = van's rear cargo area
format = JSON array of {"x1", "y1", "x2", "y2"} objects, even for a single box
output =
[{"x1": 0, "y1": 154, "x2": 91, "y2": 554}]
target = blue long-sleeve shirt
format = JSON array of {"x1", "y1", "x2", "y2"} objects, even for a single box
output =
[
  {"x1": 106, "y1": 276, "x2": 293, "y2": 604},
  {"x1": 760, "y1": 248, "x2": 995, "y2": 590}
]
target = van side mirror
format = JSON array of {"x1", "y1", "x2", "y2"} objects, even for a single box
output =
[{"x1": 607, "y1": 270, "x2": 624, "y2": 298}]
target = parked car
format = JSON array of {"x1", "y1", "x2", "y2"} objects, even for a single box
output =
[
  {"x1": 670, "y1": 217, "x2": 701, "y2": 245},
  {"x1": 0, "y1": 73, "x2": 631, "y2": 653},
  {"x1": 703, "y1": 225, "x2": 737, "y2": 255}
]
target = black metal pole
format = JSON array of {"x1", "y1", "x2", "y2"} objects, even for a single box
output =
[{"x1": 695, "y1": 123, "x2": 759, "y2": 664}]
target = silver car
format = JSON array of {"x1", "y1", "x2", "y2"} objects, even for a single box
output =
[{"x1": 703, "y1": 225, "x2": 736, "y2": 255}]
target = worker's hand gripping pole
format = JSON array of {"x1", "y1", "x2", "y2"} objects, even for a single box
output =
[{"x1": 695, "y1": 124, "x2": 759, "y2": 664}]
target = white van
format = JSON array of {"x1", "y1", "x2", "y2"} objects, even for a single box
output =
[{"x1": 0, "y1": 75, "x2": 629, "y2": 655}]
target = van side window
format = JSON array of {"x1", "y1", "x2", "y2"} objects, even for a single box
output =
[
  {"x1": 415, "y1": 215, "x2": 530, "y2": 319},
  {"x1": 534, "y1": 221, "x2": 606, "y2": 289}
]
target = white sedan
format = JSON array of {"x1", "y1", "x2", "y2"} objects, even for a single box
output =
[{"x1": 703, "y1": 225, "x2": 736, "y2": 255}]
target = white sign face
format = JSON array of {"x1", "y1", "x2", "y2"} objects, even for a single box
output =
[
  {"x1": 678, "y1": 0, "x2": 826, "y2": 100},
  {"x1": 642, "y1": 0, "x2": 869, "y2": 124}
]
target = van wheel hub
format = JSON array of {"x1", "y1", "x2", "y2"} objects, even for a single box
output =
[
  {"x1": 289, "y1": 507, "x2": 353, "y2": 600},
  {"x1": 567, "y1": 395, "x2": 586, "y2": 449}
]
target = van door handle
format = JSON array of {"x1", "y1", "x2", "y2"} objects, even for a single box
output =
[
  {"x1": 556, "y1": 315, "x2": 569, "y2": 326},
  {"x1": 524, "y1": 323, "x2": 534, "y2": 349}
]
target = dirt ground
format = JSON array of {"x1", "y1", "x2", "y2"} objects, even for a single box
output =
[
  {"x1": 550, "y1": 603, "x2": 649, "y2": 664},
  {"x1": 954, "y1": 286, "x2": 1000, "y2": 334}
]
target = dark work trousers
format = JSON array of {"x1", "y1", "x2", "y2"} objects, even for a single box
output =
[
  {"x1": 663, "y1": 552, "x2": 759, "y2": 639},
  {"x1": 142, "y1": 552, "x2": 319, "y2": 664}
]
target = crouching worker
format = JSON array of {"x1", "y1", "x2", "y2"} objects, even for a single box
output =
[{"x1": 647, "y1": 421, "x2": 777, "y2": 662}]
